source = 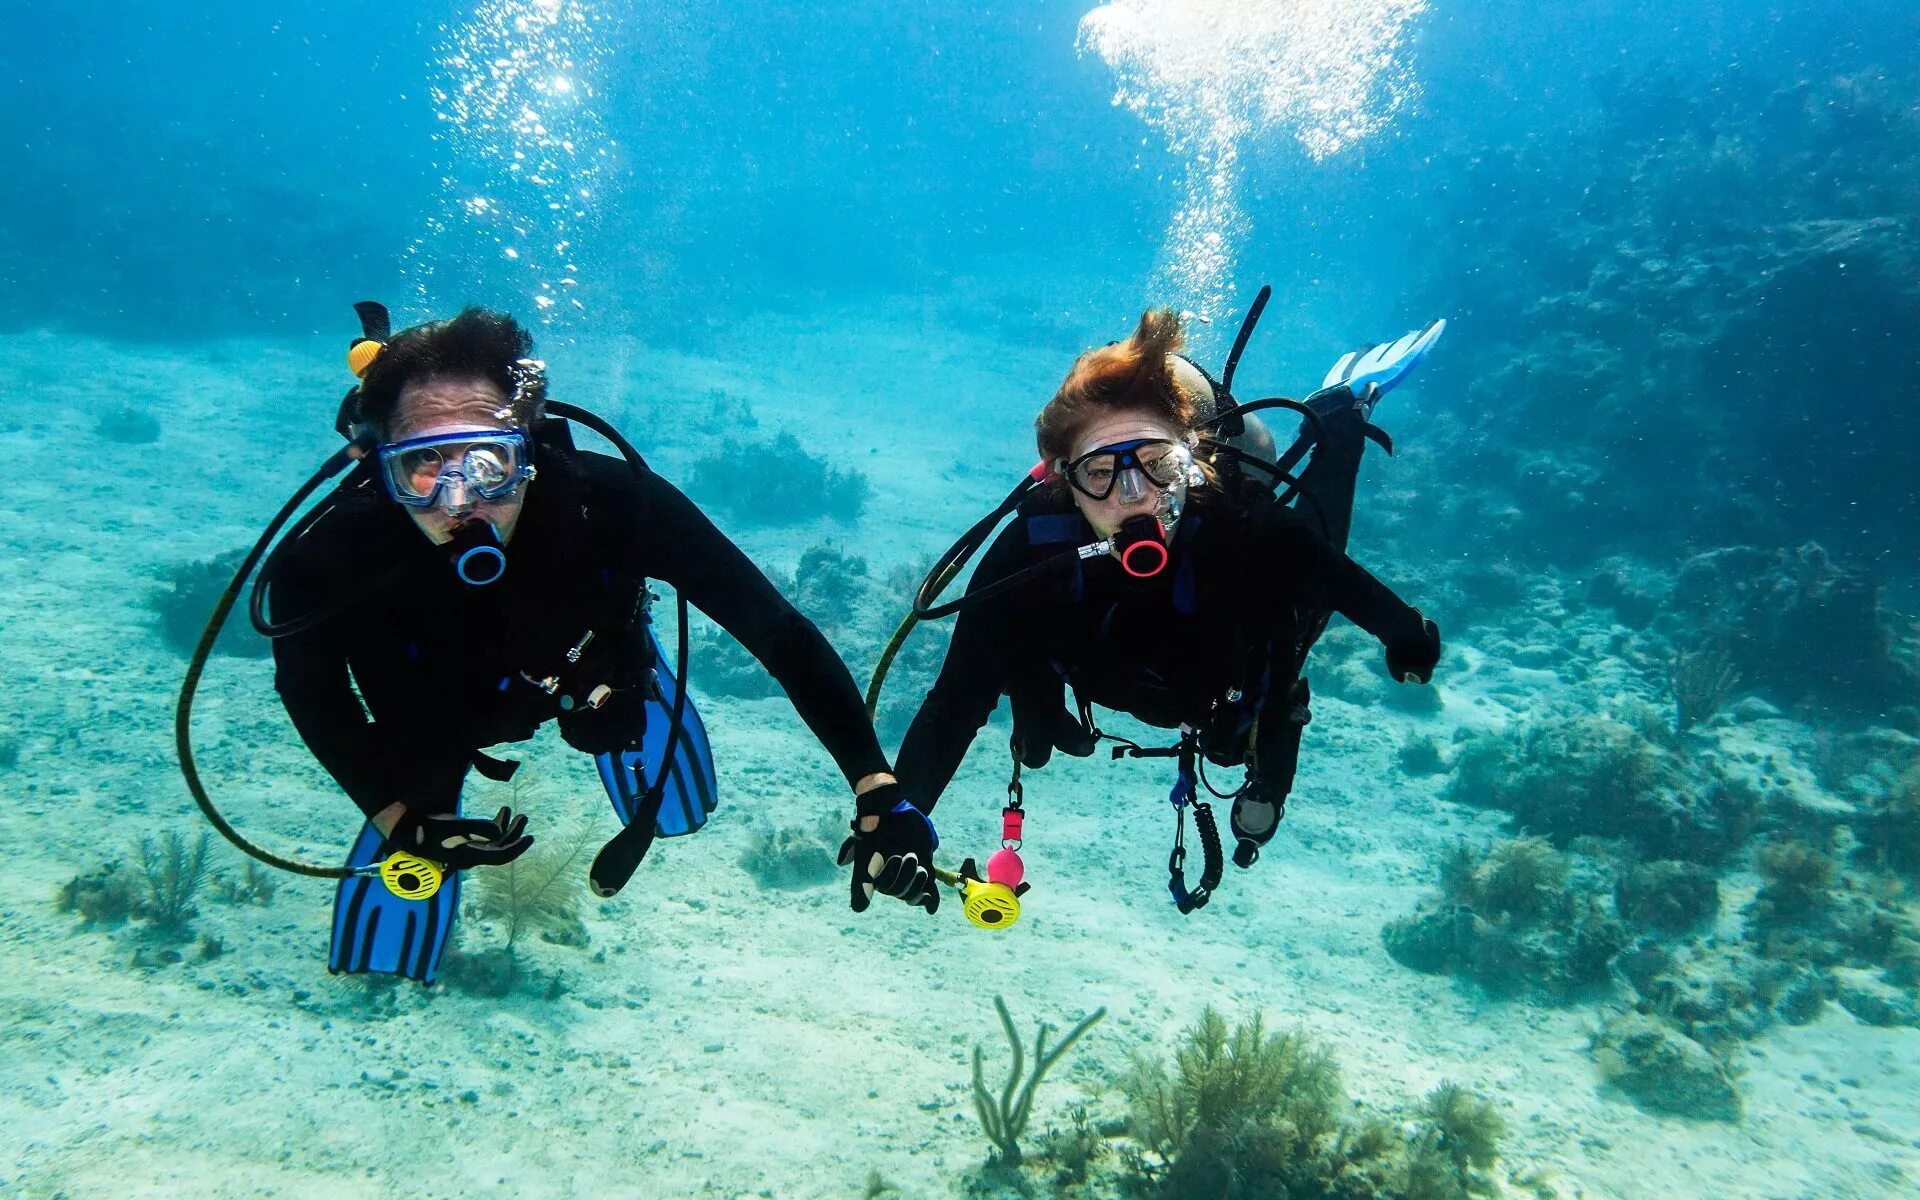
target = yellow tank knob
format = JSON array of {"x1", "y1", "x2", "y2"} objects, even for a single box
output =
[{"x1": 348, "y1": 338, "x2": 385, "y2": 379}]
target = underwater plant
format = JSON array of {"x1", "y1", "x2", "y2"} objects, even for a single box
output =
[
  {"x1": 686, "y1": 431, "x2": 869, "y2": 527},
  {"x1": 1670, "y1": 641, "x2": 1739, "y2": 735},
  {"x1": 470, "y1": 816, "x2": 594, "y2": 956},
  {"x1": 96, "y1": 402, "x2": 160, "y2": 444},
  {"x1": 139, "y1": 831, "x2": 216, "y2": 938},
  {"x1": 1122, "y1": 1008, "x2": 1342, "y2": 1198},
  {"x1": 1614, "y1": 859, "x2": 1720, "y2": 933},
  {"x1": 56, "y1": 862, "x2": 142, "y2": 927},
  {"x1": 970, "y1": 995, "x2": 1107, "y2": 1168},
  {"x1": 739, "y1": 819, "x2": 842, "y2": 890},
  {"x1": 148, "y1": 548, "x2": 270, "y2": 659},
  {"x1": 1753, "y1": 838, "x2": 1837, "y2": 920},
  {"x1": 1421, "y1": 1082, "x2": 1508, "y2": 1175},
  {"x1": 1115, "y1": 1009, "x2": 1509, "y2": 1200},
  {"x1": 211, "y1": 860, "x2": 279, "y2": 908},
  {"x1": 1853, "y1": 761, "x2": 1920, "y2": 878}
]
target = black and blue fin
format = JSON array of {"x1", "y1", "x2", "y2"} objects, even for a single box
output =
[
  {"x1": 595, "y1": 626, "x2": 718, "y2": 837},
  {"x1": 328, "y1": 807, "x2": 461, "y2": 984}
]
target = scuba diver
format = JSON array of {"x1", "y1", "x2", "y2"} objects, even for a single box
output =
[
  {"x1": 846, "y1": 294, "x2": 1443, "y2": 922},
  {"x1": 177, "y1": 305, "x2": 899, "y2": 982}
]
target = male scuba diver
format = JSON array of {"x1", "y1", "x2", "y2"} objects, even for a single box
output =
[
  {"x1": 846, "y1": 296, "x2": 1442, "y2": 920},
  {"x1": 179, "y1": 305, "x2": 900, "y2": 982}
]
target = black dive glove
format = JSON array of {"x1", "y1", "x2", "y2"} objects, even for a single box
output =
[
  {"x1": 1385, "y1": 616, "x2": 1442, "y2": 685},
  {"x1": 389, "y1": 806, "x2": 533, "y2": 870},
  {"x1": 837, "y1": 783, "x2": 940, "y2": 915}
]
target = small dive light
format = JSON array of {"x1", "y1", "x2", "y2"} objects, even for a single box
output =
[{"x1": 378, "y1": 852, "x2": 445, "y2": 900}]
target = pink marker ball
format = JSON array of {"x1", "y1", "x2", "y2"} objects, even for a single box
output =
[{"x1": 987, "y1": 848, "x2": 1025, "y2": 887}]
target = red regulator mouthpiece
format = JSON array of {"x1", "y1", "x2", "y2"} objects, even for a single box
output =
[{"x1": 1114, "y1": 515, "x2": 1169, "y2": 578}]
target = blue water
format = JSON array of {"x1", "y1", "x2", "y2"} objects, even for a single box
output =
[{"x1": 4, "y1": 2, "x2": 1918, "y2": 1197}]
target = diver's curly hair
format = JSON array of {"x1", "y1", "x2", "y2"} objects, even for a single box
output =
[
  {"x1": 1035, "y1": 308, "x2": 1203, "y2": 466},
  {"x1": 354, "y1": 308, "x2": 537, "y2": 434}
]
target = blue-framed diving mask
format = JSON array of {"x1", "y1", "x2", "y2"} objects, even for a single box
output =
[{"x1": 376, "y1": 428, "x2": 535, "y2": 513}]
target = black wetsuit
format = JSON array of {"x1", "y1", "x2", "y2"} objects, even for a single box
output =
[
  {"x1": 268, "y1": 427, "x2": 888, "y2": 820},
  {"x1": 894, "y1": 482, "x2": 1435, "y2": 813}
]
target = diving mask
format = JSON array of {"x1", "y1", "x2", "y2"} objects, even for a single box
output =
[
  {"x1": 1062, "y1": 438, "x2": 1195, "y2": 503},
  {"x1": 377, "y1": 428, "x2": 534, "y2": 512}
]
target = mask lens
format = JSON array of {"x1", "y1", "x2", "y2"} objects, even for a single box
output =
[
  {"x1": 1140, "y1": 443, "x2": 1187, "y2": 487},
  {"x1": 394, "y1": 446, "x2": 446, "y2": 499},
  {"x1": 1071, "y1": 455, "x2": 1120, "y2": 500},
  {"x1": 463, "y1": 443, "x2": 514, "y2": 494}
]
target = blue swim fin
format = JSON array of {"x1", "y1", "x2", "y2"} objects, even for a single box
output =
[
  {"x1": 329, "y1": 808, "x2": 462, "y2": 984},
  {"x1": 594, "y1": 626, "x2": 718, "y2": 837},
  {"x1": 1318, "y1": 319, "x2": 1446, "y2": 405}
]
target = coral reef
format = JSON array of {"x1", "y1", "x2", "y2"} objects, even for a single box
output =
[
  {"x1": 1613, "y1": 859, "x2": 1719, "y2": 934},
  {"x1": 692, "y1": 547, "x2": 945, "y2": 746},
  {"x1": 1665, "y1": 543, "x2": 1915, "y2": 714},
  {"x1": 1447, "y1": 715, "x2": 1752, "y2": 863},
  {"x1": 1591, "y1": 1012, "x2": 1741, "y2": 1122},
  {"x1": 1412, "y1": 70, "x2": 1920, "y2": 565},
  {"x1": 1396, "y1": 733, "x2": 1447, "y2": 777},
  {"x1": 148, "y1": 548, "x2": 270, "y2": 659},
  {"x1": 1383, "y1": 838, "x2": 1624, "y2": 1003},
  {"x1": 969, "y1": 995, "x2": 1106, "y2": 1168},
  {"x1": 686, "y1": 431, "x2": 869, "y2": 527},
  {"x1": 1852, "y1": 761, "x2": 1920, "y2": 878}
]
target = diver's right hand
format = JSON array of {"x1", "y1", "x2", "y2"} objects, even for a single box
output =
[
  {"x1": 1385, "y1": 615, "x2": 1442, "y2": 685},
  {"x1": 389, "y1": 806, "x2": 533, "y2": 870},
  {"x1": 837, "y1": 784, "x2": 940, "y2": 915}
]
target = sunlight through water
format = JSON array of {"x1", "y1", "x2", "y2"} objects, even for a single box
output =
[
  {"x1": 1079, "y1": 0, "x2": 1427, "y2": 322},
  {"x1": 405, "y1": 0, "x2": 614, "y2": 328}
]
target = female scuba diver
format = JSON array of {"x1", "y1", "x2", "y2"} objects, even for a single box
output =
[
  {"x1": 180, "y1": 304, "x2": 901, "y2": 982},
  {"x1": 844, "y1": 297, "x2": 1442, "y2": 921}
]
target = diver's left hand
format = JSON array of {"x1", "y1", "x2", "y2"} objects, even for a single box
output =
[
  {"x1": 1385, "y1": 615, "x2": 1441, "y2": 685},
  {"x1": 837, "y1": 783, "x2": 941, "y2": 916}
]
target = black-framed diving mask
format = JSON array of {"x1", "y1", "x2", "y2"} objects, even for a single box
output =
[{"x1": 1061, "y1": 438, "x2": 1196, "y2": 504}]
